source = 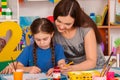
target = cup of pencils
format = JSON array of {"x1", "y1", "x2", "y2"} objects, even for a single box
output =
[{"x1": 13, "y1": 69, "x2": 23, "y2": 80}]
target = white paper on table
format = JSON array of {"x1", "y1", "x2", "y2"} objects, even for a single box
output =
[{"x1": 1, "y1": 73, "x2": 53, "y2": 80}]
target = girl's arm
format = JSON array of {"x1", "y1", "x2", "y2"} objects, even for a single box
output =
[
  {"x1": 0, "y1": 61, "x2": 22, "y2": 74},
  {"x1": 58, "y1": 59, "x2": 66, "y2": 67},
  {"x1": 16, "y1": 62, "x2": 41, "y2": 74},
  {"x1": 0, "y1": 62, "x2": 41, "y2": 74}
]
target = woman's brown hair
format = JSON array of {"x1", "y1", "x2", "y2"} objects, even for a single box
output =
[{"x1": 54, "y1": 0, "x2": 102, "y2": 44}]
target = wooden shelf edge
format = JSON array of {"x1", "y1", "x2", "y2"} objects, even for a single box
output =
[
  {"x1": 110, "y1": 26, "x2": 120, "y2": 28},
  {"x1": 98, "y1": 26, "x2": 109, "y2": 28}
]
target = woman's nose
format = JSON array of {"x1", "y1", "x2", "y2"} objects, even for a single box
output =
[{"x1": 59, "y1": 25, "x2": 65, "y2": 29}]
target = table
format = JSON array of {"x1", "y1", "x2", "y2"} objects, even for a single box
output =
[
  {"x1": 0, "y1": 73, "x2": 68, "y2": 80},
  {"x1": 0, "y1": 67, "x2": 120, "y2": 80}
]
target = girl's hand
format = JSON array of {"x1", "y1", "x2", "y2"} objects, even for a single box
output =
[
  {"x1": 0, "y1": 64, "x2": 14, "y2": 74},
  {"x1": 60, "y1": 65, "x2": 73, "y2": 75},
  {"x1": 46, "y1": 68, "x2": 54, "y2": 76},
  {"x1": 28, "y1": 66, "x2": 41, "y2": 74}
]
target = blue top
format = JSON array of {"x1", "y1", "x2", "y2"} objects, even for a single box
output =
[{"x1": 16, "y1": 44, "x2": 65, "y2": 72}]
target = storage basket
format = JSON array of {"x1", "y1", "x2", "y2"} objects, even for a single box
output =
[{"x1": 68, "y1": 70, "x2": 100, "y2": 80}]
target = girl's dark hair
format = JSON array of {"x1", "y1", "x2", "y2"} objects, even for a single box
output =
[
  {"x1": 30, "y1": 18, "x2": 55, "y2": 66},
  {"x1": 54, "y1": 0, "x2": 102, "y2": 44}
]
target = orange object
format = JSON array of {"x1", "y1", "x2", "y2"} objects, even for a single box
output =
[
  {"x1": 118, "y1": 0, "x2": 120, "y2": 3},
  {"x1": 13, "y1": 69, "x2": 23, "y2": 80},
  {"x1": 19, "y1": 0, "x2": 24, "y2": 3}
]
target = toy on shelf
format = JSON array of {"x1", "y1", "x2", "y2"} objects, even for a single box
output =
[
  {"x1": 1, "y1": 0, "x2": 13, "y2": 20},
  {"x1": 5, "y1": 8, "x2": 12, "y2": 20},
  {"x1": 49, "y1": 0, "x2": 60, "y2": 3},
  {"x1": 114, "y1": 38, "x2": 120, "y2": 67}
]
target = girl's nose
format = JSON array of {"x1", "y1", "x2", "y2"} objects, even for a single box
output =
[{"x1": 40, "y1": 40, "x2": 44, "y2": 44}]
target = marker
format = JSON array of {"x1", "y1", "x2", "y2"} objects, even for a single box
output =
[{"x1": 66, "y1": 61, "x2": 74, "y2": 67}]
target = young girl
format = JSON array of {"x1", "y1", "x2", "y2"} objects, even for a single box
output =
[{"x1": 0, "y1": 18, "x2": 66, "y2": 75}]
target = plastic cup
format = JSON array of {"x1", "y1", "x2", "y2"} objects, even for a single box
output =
[{"x1": 13, "y1": 69, "x2": 23, "y2": 80}]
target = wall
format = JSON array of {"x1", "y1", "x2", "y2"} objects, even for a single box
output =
[
  {"x1": 19, "y1": 1, "x2": 55, "y2": 17},
  {"x1": 19, "y1": 0, "x2": 108, "y2": 17}
]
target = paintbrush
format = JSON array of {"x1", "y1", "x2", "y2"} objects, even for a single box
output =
[
  {"x1": 11, "y1": 57, "x2": 16, "y2": 71},
  {"x1": 100, "y1": 52, "x2": 114, "y2": 77},
  {"x1": 102, "y1": 58, "x2": 117, "y2": 76}
]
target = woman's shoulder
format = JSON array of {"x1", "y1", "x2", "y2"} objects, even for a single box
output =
[
  {"x1": 78, "y1": 27, "x2": 93, "y2": 37},
  {"x1": 79, "y1": 27, "x2": 92, "y2": 31}
]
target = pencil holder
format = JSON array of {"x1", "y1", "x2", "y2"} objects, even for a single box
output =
[
  {"x1": 92, "y1": 76, "x2": 106, "y2": 80},
  {"x1": 68, "y1": 70, "x2": 100, "y2": 80}
]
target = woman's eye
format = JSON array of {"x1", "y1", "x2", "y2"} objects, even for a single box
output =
[
  {"x1": 65, "y1": 23, "x2": 71, "y2": 26},
  {"x1": 57, "y1": 19, "x2": 61, "y2": 23}
]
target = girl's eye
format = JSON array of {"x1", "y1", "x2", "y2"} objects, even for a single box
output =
[
  {"x1": 43, "y1": 38, "x2": 48, "y2": 41},
  {"x1": 36, "y1": 39, "x2": 41, "y2": 41}
]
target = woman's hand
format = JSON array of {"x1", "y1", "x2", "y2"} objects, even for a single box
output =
[
  {"x1": 27, "y1": 66, "x2": 41, "y2": 74},
  {"x1": 46, "y1": 68, "x2": 54, "y2": 76}
]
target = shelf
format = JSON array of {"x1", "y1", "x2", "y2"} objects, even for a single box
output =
[
  {"x1": 27, "y1": 0, "x2": 48, "y2": 1},
  {"x1": 98, "y1": 26, "x2": 109, "y2": 28},
  {"x1": 110, "y1": 26, "x2": 120, "y2": 28},
  {"x1": 0, "y1": 19, "x2": 19, "y2": 22}
]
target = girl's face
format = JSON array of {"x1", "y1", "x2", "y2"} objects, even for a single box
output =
[
  {"x1": 55, "y1": 15, "x2": 75, "y2": 33},
  {"x1": 34, "y1": 32, "x2": 53, "y2": 49}
]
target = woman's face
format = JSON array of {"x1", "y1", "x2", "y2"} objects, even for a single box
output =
[
  {"x1": 34, "y1": 32, "x2": 53, "y2": 49},
  {"x1": 55, "y1": 15, "x2": 75, "y2": 33}
]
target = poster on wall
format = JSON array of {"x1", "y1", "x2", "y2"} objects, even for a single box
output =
[{"x1": 20, "y1": 16, "x2": 39, "y2": 50}]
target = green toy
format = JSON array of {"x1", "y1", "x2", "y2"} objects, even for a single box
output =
[{"x1": 114, "y1": 38, "x2": 120, "y2": 47}]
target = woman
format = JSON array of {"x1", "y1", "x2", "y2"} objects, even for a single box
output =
[{"x1": 53, "y1": 0, "x2": 106, "y2": 72}]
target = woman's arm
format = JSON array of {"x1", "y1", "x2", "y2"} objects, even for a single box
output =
[
  {"x1": 60, "y1": 29, "x2": 97, "y2": 72},
  {"x1": 71, "y1": 29, "x2": 97, "y2": 71}
]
